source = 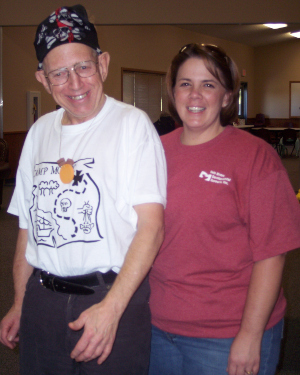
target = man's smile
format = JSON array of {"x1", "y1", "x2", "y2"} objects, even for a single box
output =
[{"x1": 68, "y1": 91, "x2": 89, "y2": 100}]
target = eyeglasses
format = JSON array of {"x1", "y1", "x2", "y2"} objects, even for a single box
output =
[
  {"x1": 179, "y1": 43, "x2": 196, "y2": 53},
  {"x1": 45, "y1": 60, "x2": 98, "y2": 86},
  {"x1": 202, "y1": 44, "x2": 229, "y2": 63},
  {"x1": 179, "y1": 43, "x2": 229, "y2": 64}
]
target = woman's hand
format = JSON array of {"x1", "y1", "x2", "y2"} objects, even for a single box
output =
[
  {"x1": 226, "y1": 254, "x2": 285, "y2": 375},
  {"x1": 227, "y1": 329, "x2": 262, "y2": 375}
]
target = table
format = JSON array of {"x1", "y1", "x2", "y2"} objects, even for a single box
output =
[
  {"x1": 265, "y1": 127, "x2": 300, "y2": 131},
  {"x1": 234, "y1": 124, "x2": 254, "y2": 130}
]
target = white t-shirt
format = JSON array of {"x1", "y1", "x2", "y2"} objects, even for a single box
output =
[{"x1": 8, "y1": 96, "x2": 167, "y2": 276}]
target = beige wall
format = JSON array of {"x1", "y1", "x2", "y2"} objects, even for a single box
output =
[
  {"x1": 254, "y1": 39, "x2": 300, "y2": 119},
  {"x1": 3, "y1": 27, "x2": 53, "y2": 132},
  {"x1": 3, "y1": 25, "x2": 254, "y2": 132}
]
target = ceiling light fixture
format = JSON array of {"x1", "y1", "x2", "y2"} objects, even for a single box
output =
[
  {"x1": 264, "y1": 23, "x2": 288, "y2": 29},
  {"x1": 290, "y1": 31, "x2": 300, "y2": 38}
]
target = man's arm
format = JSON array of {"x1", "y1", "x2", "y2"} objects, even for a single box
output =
[
  {"x1": 69, "y1": 202, "x2": 164, "y2": 364},
  {"x1": 0, "y1": 229, "x2": 33, "y2": 349},
  {"x1": 227, "y1": 253, "x2": 286, "y2": 375}
]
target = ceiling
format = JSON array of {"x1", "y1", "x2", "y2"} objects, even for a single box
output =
[
  {"x1": 176, "y1": 23, "x2": 300, "y2": 47},
  {"x1": 2, "y1": 0, "x2": 300, "y2": 26},
  {"x1": 1, "y1": 0, "x2": 300, "y2": 48}
]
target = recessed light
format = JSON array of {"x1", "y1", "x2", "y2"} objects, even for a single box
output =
[
  {"x1": 264, "y1": 23, "x2": 288, "y2": 29},
  {"x1": 290, "y1": 31, "x2": 300, "y2": 38}
]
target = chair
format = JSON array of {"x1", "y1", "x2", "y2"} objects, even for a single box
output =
[
  {"x1": 153, "y1": 113, "x2": 176, "y2": 136},
  {"x1": 279, "y1": 128, "x2": 299, "y2": 157},
  {"x1": 251, "y1": 128, "x2": 280, "y2": 153},
  {"x1": 253, "y1": 113, "x2": 265, "y2": 127},
  {"x1": 251, "y1": 127, "x2": 270, "y2": 141},
  {"x1": 0, "y1": 138, "x2": 11, "y2": 208}
]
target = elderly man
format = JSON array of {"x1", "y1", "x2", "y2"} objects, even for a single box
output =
[{"x1": 0, "y1": 5, "x2": 166, "y2": 375}]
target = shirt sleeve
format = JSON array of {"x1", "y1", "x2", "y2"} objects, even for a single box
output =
[
  {"x1": 249, "y1": 167, "x2": 300, "y2": 261},
  {"x1": 126, "y1": 110, "x2": 167, "y2": 208},
  {"x1": 7, "y1": 130, "x2": 34, "y2": 229}
]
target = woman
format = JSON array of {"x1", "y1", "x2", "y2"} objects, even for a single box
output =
[{"x1": 149, "y1": 44, "x2": 300, "y2": 375}]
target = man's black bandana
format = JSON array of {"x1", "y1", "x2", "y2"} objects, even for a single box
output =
[{"x1": 34, "y1": 4, "x2": 101, "y2": 70}]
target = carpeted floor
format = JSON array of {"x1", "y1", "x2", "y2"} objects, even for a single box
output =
[{"x1": 0, "y1": 156, "x2": 299, "y2": 375}]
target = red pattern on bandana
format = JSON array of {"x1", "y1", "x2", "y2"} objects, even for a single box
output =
[{"x1": 55, "y1": 7, "x2": 74, "y2": 43}]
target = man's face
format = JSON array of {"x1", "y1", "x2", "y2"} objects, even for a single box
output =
[{"x1": 36, "y1": 43, "x2": 109, "y2": 125}]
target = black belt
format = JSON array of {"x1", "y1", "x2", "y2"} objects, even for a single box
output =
[{"x1": 35, "y1": 269, "x2": 117, "y2": 295}]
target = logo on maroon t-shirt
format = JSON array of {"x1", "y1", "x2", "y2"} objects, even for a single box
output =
[{"x1": 199, "y1": 170, "x2": 231, "y2": 185}]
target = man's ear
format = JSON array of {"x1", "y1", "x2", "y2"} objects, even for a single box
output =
[
  {"x1": 35, "y1": 70, "x2": 52, "y2": 94},
  {"x1": 97, "y1": 52, "x2": 110, "y2": 82}
]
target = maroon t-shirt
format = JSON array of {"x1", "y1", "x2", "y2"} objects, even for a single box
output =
[{"x1": 150, "y1": 126, "x2": 300, "y2": 338}]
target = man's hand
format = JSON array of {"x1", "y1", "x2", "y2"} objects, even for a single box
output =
[
  {"x1": 69, "y1": 202, "x2": 164, "y2": 365},
  {"x1": 0, "y1": 304, "x2": 22, "y2": 349},
  {"x1": 69, "y1": 299, "x2": 120, "y2": 364},
  {"x1": 0, "y1": 229, "x2": 31, "y2": 351}
]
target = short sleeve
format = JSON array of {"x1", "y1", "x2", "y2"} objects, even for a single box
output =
[
  {"x1": 7, "y1": 130, "x2": 34, "y2": 229},
  {"x1": 249, "y1": 168, "x2": 300, "y2": 261},
  {"x1": 126, "y1": 111, "x2": 167, "y2": 208}
]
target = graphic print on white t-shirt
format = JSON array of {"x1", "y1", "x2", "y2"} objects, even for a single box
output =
[{"x1": 30, "y1": 157, "x2": 103, "y2": 248}]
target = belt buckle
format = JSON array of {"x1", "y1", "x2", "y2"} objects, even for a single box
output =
[
  {"x1": 51, "y1": 276, "x2": 57, "y2": 292},
  {"x1": 39, "y1": 271, "x2": 50, "y2": 289}
]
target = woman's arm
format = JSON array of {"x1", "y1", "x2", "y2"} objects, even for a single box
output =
[{"x1": 227, "y1": 253, "x2": 286, "y2": 375}]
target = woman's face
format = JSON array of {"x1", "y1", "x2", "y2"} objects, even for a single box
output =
[{"x1": 174, "y1": 57, "x2": 230, "y2": 134}]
